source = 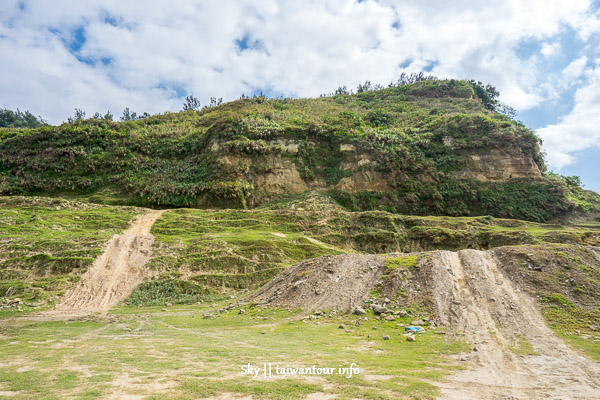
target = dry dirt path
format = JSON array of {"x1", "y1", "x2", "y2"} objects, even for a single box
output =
[
  {"x1": 431, "y1": 249, "x2": 600, "y2": 400},
  {"x1": 54, "y1": 209, "x2": 164, "y2": 313}
]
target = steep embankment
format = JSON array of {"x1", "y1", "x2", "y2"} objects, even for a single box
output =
[
  {"x1": 57, "y1": 210, "x2": 163, "y2": 312},
  {"x1": 2, "y1": 79, "x2": 594, "y2": 222},
  {"x1": 431, "y1": 250, "x2": 600, "y2": 399},
  {"x1": 251, "y1": 247, "x2": 600, "y2": 398}
]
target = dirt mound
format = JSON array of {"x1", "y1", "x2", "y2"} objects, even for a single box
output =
[
  {"x1": 253, "y1": 248, "x2": 600, "y2": 398},
  {"x1": 56, "y1": 210, "x2": 164, "y2": 313},
  {"x1": 250, "y1": 254, "x2": 386, "y2": 312},
  {"x1": 430, "y1": 249, "x2": 600, "y2": 399}
]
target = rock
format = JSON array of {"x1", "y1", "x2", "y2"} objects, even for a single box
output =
[
  {"x1": 383, "y1": 335, "x2": 390, "y2": 340},
  {"x1": 202, "y1": 314, "x2": 213, "y2": 319},
  {"x1": 372, "y1": 304, "x2": 388, "y2": 315},
  {"x1": 161, "y1": 308, "x2": 168, "y2": 311},
  {"x1": 8, "y1": 298, "x2": 21, "y2": 306},
  {"x1": 406, "y1": 335, "x2": 416, "y2": 342},
  {"x1": 165, "y1": 302, "x2": 172, "y2": 307},
  {"x1": 367, "y1": 335, "x2": 372, "y2": 339},
  {"x1": 238, "y1": 309, "x2": 245, "y2": 314},
  {"x1": 384, "y1": 298, "x2": 391, "y2": 303},
  {"x1": 261, "y1": 330, "x2": 267, "y2": 334},
  {"x1": 338, "y1": 325, "x2": 345, "y2": 329},
  {"x1": 385, "y1": 315, "x2": 395, "y2": 321},
  {"x1": 411, "y1": 320, "x2": 425, "y2": 326},
  {"x1": 372, "y1": 326, "x2": 378, "y2": 330},
  {"x1": 473, "y1": 346, "x2": 479, "y2": 352},
  {"x1": 353, "y1": 306, "x2": 366, "y2": 315},
  {"x1": 394, "y1": 310, "x2": 410, "y2": 317}
]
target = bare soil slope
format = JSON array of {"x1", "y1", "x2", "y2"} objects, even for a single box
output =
[
  {"x1": 250, "y1": 254, "x2": 386, "y2": 313},
  {"x1": 56, "y1": 210, "x2": 164, "y2": 313},
  {"x1": 252, "y1": 249, "x2": 600, "y2": 398},
  {"x1": 430, "y1": 250, "x2": 600, "y2": 399}
]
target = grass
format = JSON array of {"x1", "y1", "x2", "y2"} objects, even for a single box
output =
[
  {"x1": 508, "y1": 335, "x2": 538, "y2": 356},
  {"x1": 0, "y1": 197, "x2": 140, "y2": 314},
  {"x1": 385, "y1": 256, "x2": 419, "y2": 271},
  {"x1": 540, "y1": 293, "x2": 600, "y2": 362},
  {"x1": 0, "y1": 304, "x2": 469, "y2": 399},
  {"x1": 1, "y1": 195, "x2": 599, "y2": 308}
]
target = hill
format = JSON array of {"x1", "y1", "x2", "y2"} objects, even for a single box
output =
[{"x1": 2, "y1": 79, "x2": 598, "y2": 222}]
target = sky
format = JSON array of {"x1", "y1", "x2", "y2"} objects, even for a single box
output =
[{"x1": 1, "y1": 0, "x2": 599, "y2": 191}]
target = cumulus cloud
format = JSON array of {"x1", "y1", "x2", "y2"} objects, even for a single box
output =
[
  {"x1": 541, "y1": 41, "x2": 561, "y2": 57},
  {"x1": 0, "y1": 0, "x2": 597, "y2": 127},
  {"x1": 537, "y1": 64, "x2": 600, "y2": 169}
]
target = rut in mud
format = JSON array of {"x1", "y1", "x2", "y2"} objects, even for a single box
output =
[
  {"x1": 431, "y1": 249, "x2": 600, "y2": 400},
  {"x1": 56, "y1": 210, "x2": 164, "y2": 313}
]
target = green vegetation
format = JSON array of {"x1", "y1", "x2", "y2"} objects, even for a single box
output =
[
  {"x1": 508, "y1": 335, "x2": 538, "y2": 356},
  {"x1": 0, "y1": 108, "x2": 46, "y2": 128},
  {"x1": 0, "y1": 197, "x2": 139, "y2": 312},
  {"x1": 1, "y1": 195, "x2": 599, "y2": 308},
  {"x1": 384, "y1": 256, "x2": 419, "y2": 271},
  {"x1": 2, "y1": 80, "x2": 596, "y2": 221},
  {"x1": 493, "y1": 245, "x2": 600, "y2": 361},
  {"x1": 0, "y1": 304, "x2": 469, "y2": 399}
]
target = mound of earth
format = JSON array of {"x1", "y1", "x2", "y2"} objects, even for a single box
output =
[
  {"x1": 249, "y1": 253, "x2": 432, "y2": 313},
  {"x1": 250, "y1": 254, "x2": 385, "y2": 312}
]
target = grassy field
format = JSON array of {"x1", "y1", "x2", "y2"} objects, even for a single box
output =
[{"x1": 0, "y1": 304, "x2": 468, "y2": 400}]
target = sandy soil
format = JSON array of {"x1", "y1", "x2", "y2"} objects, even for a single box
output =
[
  {"x1": 431, "y1": 249, "x2": 600, "y2": 400},
  {"x1": 55, "y1": 210, "x2": 164, "y2": 313}
]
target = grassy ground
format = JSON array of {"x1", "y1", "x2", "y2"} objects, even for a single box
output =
[{"x1": 0, "y1": 305, "x2": 468, "y2": 399}]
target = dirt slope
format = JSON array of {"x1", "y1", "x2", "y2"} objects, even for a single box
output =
[
  {"x1": 431, "y1": 250, "x2": 600, "y2": 400},
  {"x1": 56, "y1": 210, "x2": 163, "y2": 313},
  {"x1": 250, "y1": 254, "x2": 386, "y2": 313}
]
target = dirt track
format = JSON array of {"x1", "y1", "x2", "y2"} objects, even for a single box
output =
[
  {"x1": 431, "y1": 250, "x2": 600, "y2": 400},
  {"x1": 55, "y1": 210, "x2": 163, "y2": 313}
]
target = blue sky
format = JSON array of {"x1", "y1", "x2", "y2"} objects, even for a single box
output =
[{"x1": 1, "y1": 0, "x2": 599, "y2": 191}]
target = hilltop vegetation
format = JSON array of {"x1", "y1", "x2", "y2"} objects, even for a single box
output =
[{"x1": 2, "y1": 79, "x2": 596, "y2": 222}]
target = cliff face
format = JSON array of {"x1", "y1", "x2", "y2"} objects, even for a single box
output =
[
  {"x1": 212, "y1": 139, "x2": 543, "y2": 198},
  {"x1": 0, "y1": 79, "x2": 582, "y2": 221}
]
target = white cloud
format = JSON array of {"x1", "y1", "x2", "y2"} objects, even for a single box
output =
[
  {"x1": 537, "y1": 65, "x2": 600, "y2": 169},
  {"x1": 562, "y1": 56, "x2": 588, "y2": 82},
  {"x1": 541, "y1": 41, "x2": 561, "y2": 57},
  {"x1": 0, "y1": 0, "x2": 598, "y2": 124}
]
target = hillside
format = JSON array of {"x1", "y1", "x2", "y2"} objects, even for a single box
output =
[{"x1": 2, "y1": 80, "x2": 598, "y2": 222}]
